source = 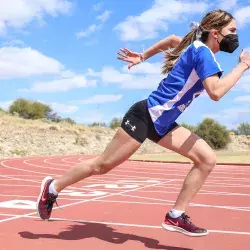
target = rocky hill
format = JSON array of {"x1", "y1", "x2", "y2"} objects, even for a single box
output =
[{"x1": 0, "y1": 114, "x2": 249, "y2": 159}]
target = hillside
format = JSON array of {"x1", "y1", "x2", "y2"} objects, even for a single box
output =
[{"x1": 0, "y1": 114, "x2": 249, "y2": 159}]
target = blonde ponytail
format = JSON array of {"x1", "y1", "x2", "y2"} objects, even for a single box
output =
[
  {"x1": 162, "y1": 30, "x2": 197, "y2": 74},
  {"x1": 162, "y1": 9, "x2": 234, "y2": 75}
]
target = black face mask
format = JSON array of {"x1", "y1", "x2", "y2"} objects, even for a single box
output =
[{"x1": 218, "y1": 33, "x2": 239, "y2": 53}]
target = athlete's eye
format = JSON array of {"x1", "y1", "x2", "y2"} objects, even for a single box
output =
[{"x1": 229, "y1": 28, "x2": 237, "y2": 33}]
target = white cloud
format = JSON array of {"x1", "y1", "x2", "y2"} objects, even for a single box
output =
[
  {"x1": 0, "y1": 46, "x2": 63, "y2": 79},
  {"x1": 71, "y1": 94, "x2": 123, "y2": 105},
  {"x1": 87, "y1": 68, "x2": 102, "y2": 77},
  {"x1": 234, "y1": 74, "x2": 250, "y2": 92},
  {"x1": 0, "y1": 100, "x2": 13, "y2": 110},
  {"x1": 234, "y1": 95, "x2": 250, "y2": 103},
  {"x1": 219, "y1": 0, "x2": 238, "y2": 10},
  {"x1": 234, "y1": 6, "x2": 250, "y2": 28},
  {"x1": 75, "y1": 112, "x2": 104, "y2": 124},
  {"x1": 20, "y1": 75, "x2": 97, "y2": 93},
  {"x1": 114, "y1": 0, "x2": 208, "y2": 41},
  {"x1": 2, "y1": 39, "x2": 25, "y2": 47},
  {"x1": 76, "y1": 24, "x2": 102, "y2": 38},
  {"x1": 88, "y1": 62, "x2": 163, "y2": 90},
  {"x1": 76, "y1": 9, "x2": 111, "y2": 40},
  {"x1": 203, "y1": 106, "x2": 250, "y2": 128},
  {"x1": 75, "y1": 110, "x2": 123, "y2": 125},
  {"x1": 0, "y1": 46, "x2": 99, "y2": 94},
  {"x1": 0, "y1": 21, "x2": 6, "y2": 35},
  {"x1": 50, "y1": 102, "x2": 79, "y2": 114},
  {"x1": 84, "y1": 38, "x2": 99, "y2": 46},
  {"x1": 60, "y1": 70, "x2": 76, "y2": 78},
  {"x1": 93, "y1": 2, "x2": 103, "y2": 12},
  {"x1": 200, "y1": 91, "x2": 209, "y2": 98},
  {"x1": 97, "y1": 10, "x2": 112, "y2": 23},
  {"x1": 121, "y1": 62, "x2": 162, "y2": 75},
  {"x1": 0, "y1": 0, "x2": 72, "y2": 35},
  {"x1": 99, "y1": 66, "x2": 133, "y2": 84}
]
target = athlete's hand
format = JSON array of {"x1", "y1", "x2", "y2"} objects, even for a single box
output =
[
  {"x1": 239, "y1": 49, "x2": 250, "y2": 70},
  {"x1": 117, "y1": 48, "x2": 143, "y2": 70}
]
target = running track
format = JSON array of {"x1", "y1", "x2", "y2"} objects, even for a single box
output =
[{"x1": 0, "y1": 155, "x2": 250, "y2": 250}]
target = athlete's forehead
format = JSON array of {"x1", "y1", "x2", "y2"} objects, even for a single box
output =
[{"x1": 222, "y1": 19, "x2": 237, "y2": 32}]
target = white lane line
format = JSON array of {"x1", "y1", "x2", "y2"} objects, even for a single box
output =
[
  {"x1": 43, "y1": 158, "x2": 72, "y2": 167},
  {"x1": 25, "y1": 216, "x2": 250, "y2": 235},
  {"x1": 91, "y1": 200, "x2": 250, "y2": 210},
  {"x1": 0, "y1": 175, "x2": 41, "y2": 184},
  {"x1": 1, "y1": 160, "x2": 58, "y2": 176},
  {"x1": 62, "y1": 156, "x2": 91, "y2": 164},
  {"x1": 0, "y1": 194, "x2": 106, "y2": 201},
  {"x1": 1, "y1": 159, "x2": 167, "y2": 181},
  {"x1": 137, "y1": 189, "x2": 250, "y2": 197},
  {"x1": 157, "y1": 183, "x2": 250, "y2": 189},
  {"x1": 0, "y1": 179, "x2": 175, "y2": 223},
  {"x1": 23, "y1": 159, "x2": 66, "y2": 171},
  {"x1": 21, "y1": 157, "x2": 250, "y2": 181},
  {"x1": 119, "y1": 194, "x2": 250, "y2": 212}
]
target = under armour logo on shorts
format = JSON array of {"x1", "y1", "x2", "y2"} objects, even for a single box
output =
[{"x1": 125, "y1": 120, "x2": 136, "y2": 132}]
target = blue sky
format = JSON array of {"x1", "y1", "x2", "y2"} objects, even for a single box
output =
[{"x1": 0, "y1": 0, "x2": 250, "y2": 128}]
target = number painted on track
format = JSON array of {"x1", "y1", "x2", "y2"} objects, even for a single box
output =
[
  {"x1": 0, "y1": 200, "x2": 36, "y2": 210},
  {"x1": 83, "y1": 184, "x2": 139, "y2": 189},
  {"x1": 117, "y1": 180, "x2": 160, "y2": 184},
  {"x1": 61, "y1": 190, "x2": 108, "y2": 197}
]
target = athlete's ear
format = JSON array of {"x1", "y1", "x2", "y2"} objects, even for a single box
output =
[{"x1": 210, "y1": 29, "x2": 219, "y2": 41}]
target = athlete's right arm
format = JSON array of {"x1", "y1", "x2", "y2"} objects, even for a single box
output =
[{"x1": 203, "y1": 50, "x2": 250, "y2": 101}]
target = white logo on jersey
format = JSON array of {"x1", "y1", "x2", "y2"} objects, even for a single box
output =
[
  {"x1": 192, "y1": 90, "x2": 203, "y2": 100},
  {"x1": 177, "y1": 104, "x2": 186, "y2": 112},
  {"x1": 177, "y1": 90, "x2": 203, "y2": 113}
]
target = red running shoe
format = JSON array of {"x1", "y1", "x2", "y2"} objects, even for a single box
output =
[
  {"x1": 36, "y1": 176, "x2": 58, "y2": 220},
  {"x1": 162, "y1": 213, "x2": 208, "y2": 237}
]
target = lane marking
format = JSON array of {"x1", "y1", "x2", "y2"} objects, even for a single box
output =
[
  {"x1": 0, "y1": 179, "x2": 175, "y2": 223},
  {"x1": 119, "y1": 194, "x2": 250, "y2": 212},
  {"x1": 25, "y1": 216, "x2": 250, "y2": 236}
]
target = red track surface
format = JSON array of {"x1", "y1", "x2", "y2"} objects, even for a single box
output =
[{"x1": 0, "y1": 155, "x2": 250, "y2": 250}]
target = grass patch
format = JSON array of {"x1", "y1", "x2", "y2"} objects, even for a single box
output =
[
  {"x1": 75, "y1": 136, "x2": 89, "y2": 146},
  {"x1": 10, "y1": 148, "x2": 28, "y2": 157}
]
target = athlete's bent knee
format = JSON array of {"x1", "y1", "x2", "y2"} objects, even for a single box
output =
[
  {"x1": 203, "y1": 152, "x2": 217, "y2": 172},
  {"x1": 193, "y1": 151, "x2": 217, "y2": 172},
  {"x1": 92, "y1": 160, "x2": 115, "y2": 175}
]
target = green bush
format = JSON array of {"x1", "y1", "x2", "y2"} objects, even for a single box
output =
[
  {"x1": 109, "y1": 117, "x2": 122, "y2": 129},
  {"x1": 196, "y1": 118, "x2": 230, "y2": 149},
  {"x1": 89, "y1": 122, "x2": 107, "y2": 127},
  {"x1": 0, "y1": 108, "x2": 6, "y2": 116},
  {"x1": 61, "y1": 117, "x2": 76, "y2": 125},
  {"x1": 9, "y1": 98, "x2": 30, "y2": 118},
  {"x1": 46, "y1": 111, "x2": 61, "y2": 123},
  {"x1": 9, "y1": 98, "x2": 53, "y2": 120},
  {"x1": 230, "y1": 129, "x2": 239, "y2": 135},
  {"x1": 236, "y1": 123, "x2": 250, "y2": 135}
]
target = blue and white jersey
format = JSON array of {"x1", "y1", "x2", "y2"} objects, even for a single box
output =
[{"x1": 147, "y1": 40, "x2": 223, "y2": 136}]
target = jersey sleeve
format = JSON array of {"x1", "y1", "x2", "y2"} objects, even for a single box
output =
[{"x1": 195, "y1": 46, "x2": 223, "y2": 82}]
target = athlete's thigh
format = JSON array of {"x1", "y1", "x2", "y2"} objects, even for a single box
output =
[
  {"x1": 98, "y1": 128, "x2": 141, "y2": 168},
  {"x1": 157, "y1": 125, "x2": 215, "y2": 163}
]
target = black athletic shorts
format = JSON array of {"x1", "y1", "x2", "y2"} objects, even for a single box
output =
[{"x1": 121, "y1": 99, "x2": 179, "y2": 143}]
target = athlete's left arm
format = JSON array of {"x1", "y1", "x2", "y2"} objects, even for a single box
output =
[
  {"x1": 117, "y1": 34, "x2": 182, "y2": 69},
  {"x1": 141, "y1": 34, "x2": 182, "y2": 61}
]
